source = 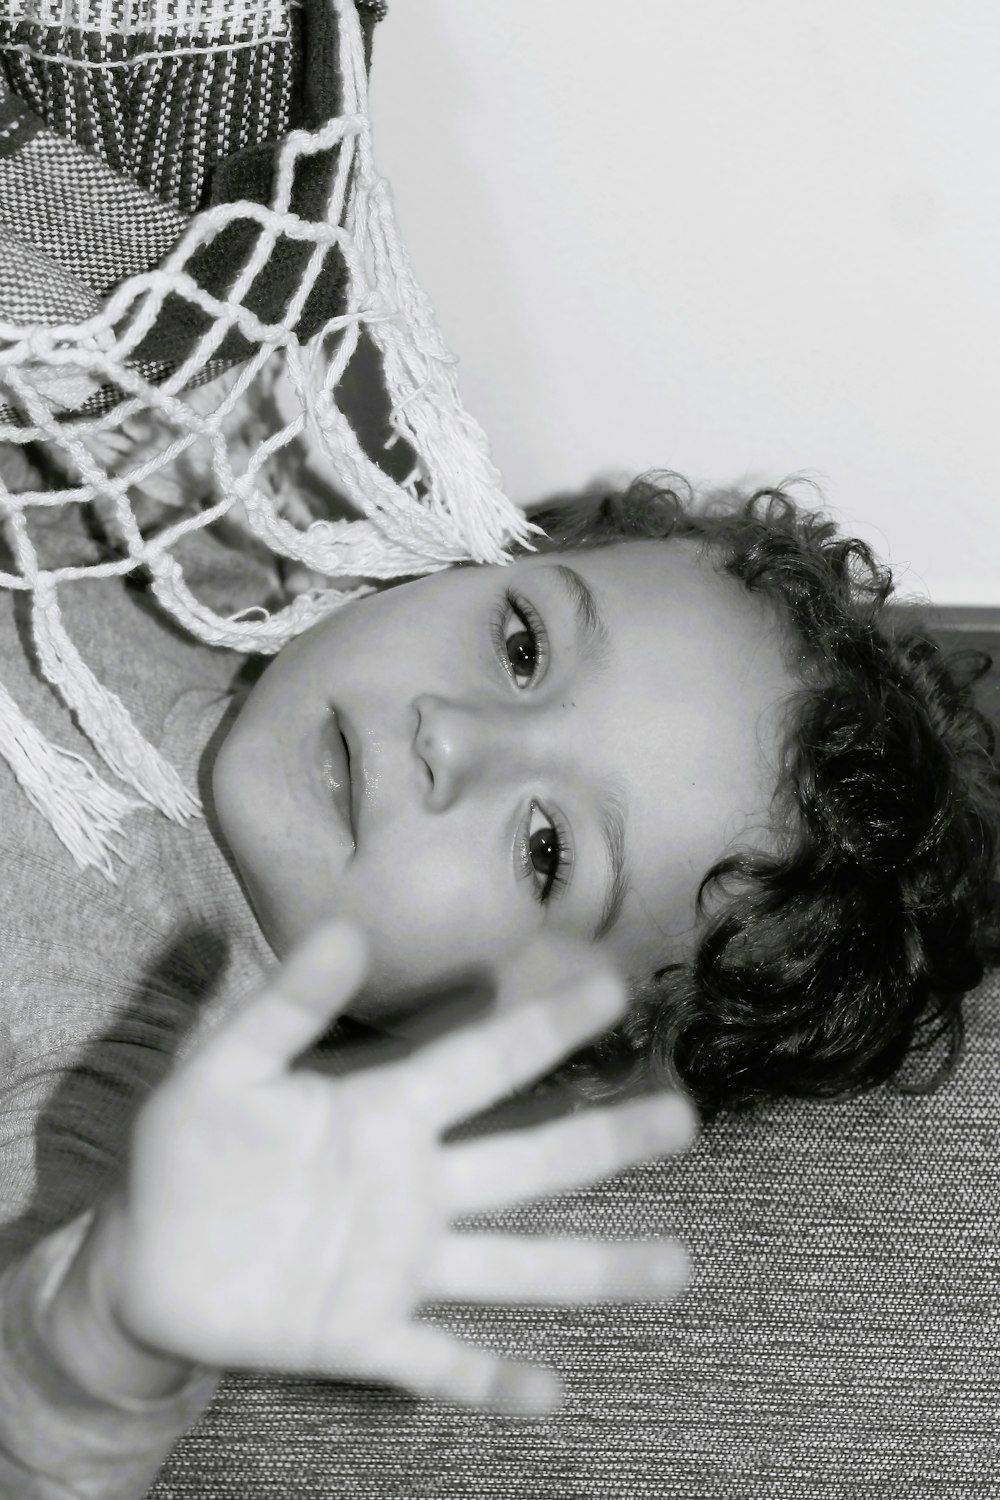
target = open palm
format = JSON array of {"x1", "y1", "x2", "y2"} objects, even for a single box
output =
[{"x1": 111, "y1": 922, "x2": 696, "y2": 1416}]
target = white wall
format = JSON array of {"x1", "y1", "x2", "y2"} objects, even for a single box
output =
[{"x1": 368, "y1": 0, "x2": 1000, "y2": 605}]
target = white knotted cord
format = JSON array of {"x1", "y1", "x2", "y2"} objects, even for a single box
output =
[{"x1": 0, "y1": 0, "x2": 541, "y2": 879}]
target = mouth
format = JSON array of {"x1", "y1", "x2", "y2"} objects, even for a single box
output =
[{"x1": 318, "y1": 707, "x2": 356, "y2": 848}]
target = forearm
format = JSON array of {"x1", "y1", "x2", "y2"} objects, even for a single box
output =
[
  {"x1": 0, "y1": 1208, "x2": 220, "y2": 1500},
  {"x1": 44, "y1": 1193, "x2": 195, "y2": 1403}
]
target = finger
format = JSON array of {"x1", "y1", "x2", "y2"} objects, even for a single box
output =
[
  {"x1": 441, "y1": 1092, "x2": 697, "y2": 1216},
  {"x1": 193, "y1": 921, "x2": 369, "y2": 1083},
  {"x1": 411, "y1": 966, "x2": 627, "y2": 1129},
  {"x1": 426, "y1": 1233, "x2": 691, "y2": 1306},
  {"x1": 378, "y1": 1321, "x2": 565, "y2": 1419}
]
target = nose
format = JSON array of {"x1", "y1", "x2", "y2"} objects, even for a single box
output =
[{"x1": 413, "y1": 692, "x2": 511, "y2": 811}]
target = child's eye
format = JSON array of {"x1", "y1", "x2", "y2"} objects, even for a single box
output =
[
  {"x1": 505, "y1": 618, "x2": 537, "y2": 684},
  {"x1": 491, "y1": 589, "x2": 549, "y2": 688},
  {"x1": 522, "y1": 802, "x2": 572, "y2": 904}
]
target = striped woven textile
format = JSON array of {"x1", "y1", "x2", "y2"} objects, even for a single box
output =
[
  {"x1": 0, "y1": 0, "x2": 386, "y2": 415},
  {"x1": 0, "y1": 0, "x2": 304, "y2": 215}
]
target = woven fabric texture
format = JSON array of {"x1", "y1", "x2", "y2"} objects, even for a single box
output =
[
  {"x1": 0, "y1": 0, "x2": 300, "y2": 213},
  {"x1": 148, "y1": 966, "x2": 1000, "y2": 1500},
  {"x1": 0, "y1": 0, "x2": 383, "y2": 419},
  {"x1": 0, "y1": 84, "x2": 188, "y2": 298},
  {"x1": 0, "y1": 224, "x2": 102, "y2": 325}
]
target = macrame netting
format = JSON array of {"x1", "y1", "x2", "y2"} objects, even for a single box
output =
[{"x1": 0, "y1": 0, "x2": 538, "y2": 881}]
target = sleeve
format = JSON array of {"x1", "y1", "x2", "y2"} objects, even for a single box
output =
[{"x1": 0, "y1": 1211, "x2": 220, "y2": 1500}]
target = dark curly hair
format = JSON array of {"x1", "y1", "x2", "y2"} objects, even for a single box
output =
[{"x1": 522, "y1": 471, "x2": 1000, "y2": 1125}]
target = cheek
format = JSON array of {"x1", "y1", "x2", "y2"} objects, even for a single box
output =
[
  {"x1": 347, "y1": 828, "x2": 519, "y2": 990},
  {"x1": 305, "y1": 575, "x2": 481, "y2": 692}
]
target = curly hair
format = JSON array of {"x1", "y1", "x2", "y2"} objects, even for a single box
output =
[{"x1": 523, "y1": 471, "x2": 1000, "y2": 1125}]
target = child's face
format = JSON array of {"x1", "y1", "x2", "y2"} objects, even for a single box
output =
[{"x1": 212, "y1": 539, "x2": 794, "y2": 1022}]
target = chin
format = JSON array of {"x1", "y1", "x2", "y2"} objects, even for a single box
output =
[{"x1": 235, "y1": 874, "x2": 292, "y2": 960}]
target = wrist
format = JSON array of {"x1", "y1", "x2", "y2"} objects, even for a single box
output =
[{"x1": 44, "y1": 1196, "x2": 196, "y2": 1404}]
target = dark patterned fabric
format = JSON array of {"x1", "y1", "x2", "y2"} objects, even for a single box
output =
[
  {"x1": 0, "y1": 223, "x2": 102, "y2": 325},
  {"x1": 0, "y1": 4, "x2": 301, "y2": 214},
  {"x1": 0, "y1": 75, "x2": 187, "y2": 299},
  {"x1": 148, "y1": 966, "x2": 1000, "y2": 1499},
  {"x1": 0, "y1": 0, "x2": 384, "y2": 421}
]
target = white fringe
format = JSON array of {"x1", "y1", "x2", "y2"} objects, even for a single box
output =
[
  {"x1": 0, "y1": 678, "x2": 142, "y2": 880},
  {"x1": 0, "y1": 0, "x2": 532, "y2": 881},
  {"x1": 30, "y1": 580, "x2": 202, "y2": 822}
]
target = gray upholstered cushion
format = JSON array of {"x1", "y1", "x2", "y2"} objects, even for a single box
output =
[{"x1": 150, "y1": 965, "x2": 1000, "y2": 1497}]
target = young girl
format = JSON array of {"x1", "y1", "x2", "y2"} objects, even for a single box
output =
[
  {"x1": 2, "y1": 5, "x2": 998, "y2": 1497},
  {"x1": 1, "y1": 466, "x2": 997, "y2": 1499}
]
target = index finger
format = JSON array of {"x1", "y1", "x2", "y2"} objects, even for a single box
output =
[
  {"x1": 189, "y1": 921, "x2": 369, "y2": 1084},
  {"x1": 408, "y1": 967, "x2": 628, "y2": 1129}
]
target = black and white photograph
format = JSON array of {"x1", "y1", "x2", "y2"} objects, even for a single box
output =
[{"x1": 0, "y1": 2, "x2": 997, "y2": 1496}]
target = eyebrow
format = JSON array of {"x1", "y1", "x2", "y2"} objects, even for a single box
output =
[
  {"x1": 542, "y1": 563, "x2": 629, "y2": 940},
  {"x1": 547, "y1": 562, "x2": 612, "y2": 672},
  {"x1": 593, "y1": 787, "x2": 630, "y2": 941}
]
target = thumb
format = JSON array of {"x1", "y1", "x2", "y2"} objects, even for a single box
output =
[{"x1": 193, "y1": 920, "x2": 370, "y2": 1084}]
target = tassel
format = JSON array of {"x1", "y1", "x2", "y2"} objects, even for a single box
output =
[
  {"x1": 30, "y1": 579, "x2": 201, "y2": 824},
  {"x1": 0, "y1": 678, "x2": 141, "y2": 881}
]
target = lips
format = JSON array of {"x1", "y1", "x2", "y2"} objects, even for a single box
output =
[{"x1": 318, "y1": 708, "x2": 355, "y2": 846}]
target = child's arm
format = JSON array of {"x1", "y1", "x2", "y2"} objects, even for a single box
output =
[
  {"x1": 1, "y1": 923, "x2": 695, "y2": 1497},
  {"x1": 0, "y1": 1214, "x2": 219, "y2": 1499},
  {"x1": 43, "y1": 1204, "x2": 208, "y2": 1402}
]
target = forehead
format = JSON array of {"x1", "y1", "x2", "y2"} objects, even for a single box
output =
[
  {"x1": 513, "y1": 538, "x2": 797, "y2": 968},
  {"x1": 514, "y1": 536, "x2": 787, "y2": 648}
]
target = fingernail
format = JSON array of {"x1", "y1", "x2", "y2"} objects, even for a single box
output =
[
  {"x1": 577, "y1": 970, "x2": 627, "y2": 1022},
  {"x1": 667, "y1": 1093, "x2": 699, "y2": 1150},
  {"x1": 516, "y1": 1366, "x2": 564, "y2": 1418},
  {"x1": 656, "y1": 1243, "x2": 691, "y2": 1293}
]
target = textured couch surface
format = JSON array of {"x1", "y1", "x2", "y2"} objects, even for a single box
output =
[{"x1": 149, "y1": 958, "x2": 999, "y2": 1500}]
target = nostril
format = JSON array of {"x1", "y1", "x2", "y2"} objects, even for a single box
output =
[{"x1": 412, "y1": 701, "x2": 437, "y2": 794}]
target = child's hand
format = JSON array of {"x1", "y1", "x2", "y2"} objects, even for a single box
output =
[{"x1": 105, "y1": 922, "x2": 696, "y2": 1415}]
